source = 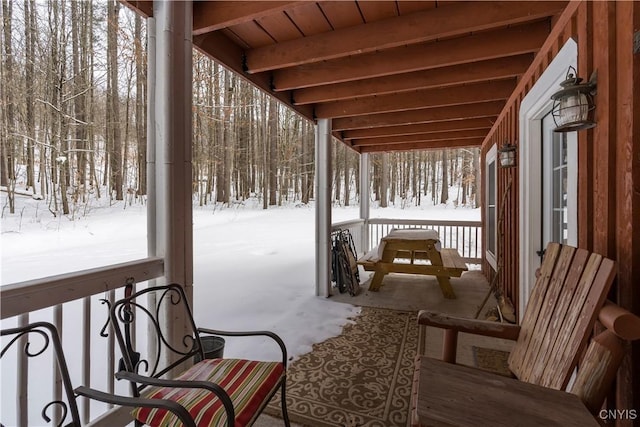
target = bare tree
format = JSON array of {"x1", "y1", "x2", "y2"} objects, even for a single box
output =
[
  {"x1": 268, "y1": 97, "x2": 277, "y2": 206},
  {"x1": 1, "y1": 0, "x2": 16, "y2": 213},
  {"x1": 106, "y1": 0, "x2": 123, "y2": 200},
  {"x1": 440, "y1": 150, "x2": 449, "y2": 204}
]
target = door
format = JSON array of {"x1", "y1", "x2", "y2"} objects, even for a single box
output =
[{"x1": 541, "y1": 112, "x2": 577, "y2": 257}]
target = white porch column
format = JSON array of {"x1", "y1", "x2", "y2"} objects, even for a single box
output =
[
  {"x1": 315, "y1": 119, "x2": 332, "y2": 297},
  {"x1": 359, "y1": 152, "x2": 370, "y2": 253},
  {"x1": 150, "y1": 1, "x2": 193, "y2": 365},
  {"x1": 152, "y1": 1, "x2": 193, "y2": 288}
]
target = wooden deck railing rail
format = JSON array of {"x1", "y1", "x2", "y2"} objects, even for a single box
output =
[{"x1": 332, "y1": 218, "x2": 482, "y2": 264}]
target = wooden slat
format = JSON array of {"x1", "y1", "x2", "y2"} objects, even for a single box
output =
[
  {"x1": 352, "y1": 129, "x2": 489, "y2": 147},
  {"x1": 508, "y1": 242, "x2": 561, "y2": 377},
  {"x1": 537, "y1": 253, "x2": 604, "y2": 387},
  {"x1": 192, "y1": 1, "x2": 302, "y2": 35},
  {"x1": 358, "y1": 138, "x2": 483, "y2": 153},
  {"x1": 272, "y1": 21, "x2": 550, "y2": 90},
  {"x1": 332, "y1": 101, "x2": 503, "y2": 131},
  {"x1": 528, "y1": 248, "x2": 590, "y2": 384},
  {"x1": 293, "y1": 54, "x2": 532, "y2": 105},
  {"x1": 415, "y1": 357, "x2": 599, "y2": 427},
  {"x1": 315, "y1": 79, "x2": 516, "y2": 119},
  {"x1": 517, "y1": 245, "x2": 577, "y2": 383},
  {"x1": 440, "y1": 248, "x2": 468, "y2": 271},
  {"x1": 245, "y1": 1, "x2": 562, "y2": 72},
  {"x1": 343, "y1": 118, "x2": 494, "y2": 140},
  {"x1": 542, "y1": 257, "x2": 616, "y2": 389}
]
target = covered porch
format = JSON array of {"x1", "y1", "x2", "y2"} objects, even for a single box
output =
[{"x1": 2, "y1": 1, "x2": 639, "y2": 426}]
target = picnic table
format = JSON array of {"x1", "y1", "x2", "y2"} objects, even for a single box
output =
[{"x1": 357, "y1": 228, "x2": 467, "y2": 298}]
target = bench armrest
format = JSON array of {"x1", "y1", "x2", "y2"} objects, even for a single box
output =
[
  {"x1": 75, "y1": 386, "x2": 197, "y2": 427},
  {"x1": 418, "y1": 310, "x2": 521, "y2": 340},
  {"x1": 115, "y1": 371, "x2": 235, "y2": 425}
]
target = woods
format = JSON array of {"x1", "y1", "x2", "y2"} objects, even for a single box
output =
[{"x1": 0, "y1": 1, "x2": 480, "y2": 219}]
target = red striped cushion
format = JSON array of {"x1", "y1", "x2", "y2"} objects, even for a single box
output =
[{"x1": 133, "y1": 359, "x2": 285, "y2": 427}]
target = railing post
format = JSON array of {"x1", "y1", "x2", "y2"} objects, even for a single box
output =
[{"x1": 315, "y1": 119, "x2": 332, "y2": 297}]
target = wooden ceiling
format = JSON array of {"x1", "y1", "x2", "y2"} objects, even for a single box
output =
[{"x1": 122, "y1": 1, "x2": 568, "y2": 153}]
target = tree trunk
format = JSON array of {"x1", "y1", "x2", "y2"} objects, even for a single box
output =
[
  {"x1": 135, "y1": 14, "x2": 146, "y2": 196},
  {"x1": 107, "y1": 0, "x2": 123, "y2": 200},
  {"x1": 380, "y1": 152, "x2": 389, "y2": 208},
  {"x1": 343, "y1": 145, "x2": 350, "y2": 206},
  {"x1": 472, "y1": 147, "x2": 480, "y2": 208},
  {"x1": 1, "y1": 0, "x2": 16, "y2": 212},
  {"x1": 221, "y1": 70, "x2": 233, "y2": 204},
  {"x1": 268, "y1": 97, "x2": 278, "y2": 206},
  {"x1": 24, "y1": 0, "x2": 36, "y2": 193},
  {"x1": 440, "y1": 150, "x2": 449, "y2": 204}
]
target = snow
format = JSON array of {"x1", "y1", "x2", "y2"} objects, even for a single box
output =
[
  {"x1": 1, "y1": 191, "x2": 479, "y2": 423},
  {"x1": 1, "y1": 193, "x2": 479, "y2": 359}
]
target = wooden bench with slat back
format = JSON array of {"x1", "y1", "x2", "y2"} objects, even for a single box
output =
[
  {"x1": 411, "y1": 242, "x2": 618, "y2": 426},
  {"x1": 508, "y1": 242, "x2": 616, "y2": 389}
]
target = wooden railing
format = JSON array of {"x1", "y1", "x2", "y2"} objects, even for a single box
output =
[
  {"x1": 0, "y1": 258, "x2": 164, "y2": 427},
  {"x1": 332, "y1": 218, "x2": 482, "y2": 264}
]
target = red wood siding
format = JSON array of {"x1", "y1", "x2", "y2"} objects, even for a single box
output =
[{"x1": 480, "y1": 1, "x2": 640, "y2": 418}]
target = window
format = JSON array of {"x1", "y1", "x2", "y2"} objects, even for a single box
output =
[{"x1": 486, "y1": 145, "x2": 498, "y2": 269}]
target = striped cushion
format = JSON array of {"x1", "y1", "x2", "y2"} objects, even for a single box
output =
[{"x1": 133, "y1": 359, "x2": 285, "y2": 427}]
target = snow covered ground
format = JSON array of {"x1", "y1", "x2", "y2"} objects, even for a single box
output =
[
  {"x1": 1, "y1": 192, "x2": 479, "y2": 423},
  {"x1": 1, "y1": 193, "x2": 479, "y2": 359}
]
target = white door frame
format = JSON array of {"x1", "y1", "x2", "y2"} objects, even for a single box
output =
[{"x1": 518, "y1": 39, "x2": 578, "y2": 320}]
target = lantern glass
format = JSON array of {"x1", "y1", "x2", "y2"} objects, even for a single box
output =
[
  {"x1": 498, "y1": 144, "x2": 516, "y2": 168},
  {"x1": 550, "y1": 67, "x2": 596, "y2": 132}
]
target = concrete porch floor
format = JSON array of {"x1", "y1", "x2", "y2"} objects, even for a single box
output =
[{"x1": 254, "y1": 269, "x2": 515, "y2": 427}]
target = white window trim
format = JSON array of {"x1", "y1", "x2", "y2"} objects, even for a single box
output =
[
  {"x1": 518, "y1": 39, "x2": 578, "y2": 320},
  {"x1": 485, "y1": 144, "x2": 498, "y2": 270}
]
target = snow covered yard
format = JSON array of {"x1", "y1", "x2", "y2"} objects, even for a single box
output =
[{"x1": 1, "y1": 194, "x2": 479, "y2": 362}]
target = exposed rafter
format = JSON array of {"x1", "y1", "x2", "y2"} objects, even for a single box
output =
[
  {"x1": 193, "y1": 1, "x2": 303, "y2": 35},
  {"x1": 332, "y1": 102, "x2": 503, "y2": 131},
  {"x1": 342, "y1": 118, "x2": 495, "y2": 140},
  {"x1": 272, "y1": 21, "x2": 549, "y2": 90},
  {"x1": 193, "y1": 31, "x2": 313, "y2": 121},
  {"x1": 293, "y1": 55, "x2": 533, "y2": 105},
  {"x1": 352, "y1": 129, "x2": 489, "y2": 147},
  {"x1": 315, "y1": 80, "x2": 516, "y2": 119},
  {"x1": 120, "y1": 0, "x2": 566, "y2": 154},
  {"x1": 244, "y1": 1, "x2": 564, "y2": 73},
  {"x1": 359, "y1": 138, "x2": 484, "y2": 153}
]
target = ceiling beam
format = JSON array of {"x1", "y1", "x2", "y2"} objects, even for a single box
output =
[
  {"x1": 272, "y1": 20, "x2": 550, "y2": 90},
  {"x1": 332, "y1": 101, "x2": 503, "y2": 131},
  {"x1": 342, "y1": 118, "x2": 495, "y2": 140},
  {"x1": 292, "y1": 54, "x2": 532, "y2": 105},
  {"x1": 359, "y1": 138, "x2": 483, "y2": 153},
  {"x1": 120, "y1": 1, "x2": 153, "y2": 17},
  {"x1": 352, "y1": 130, "x2": 489, "y2": 146},
  {"x1": 244, "y1": 1, "x2": 565, "y2": 73},
  {"x1": 192, "y1": 1, "x2": 302, "y2": 35},
  {"x1": 315, "y1": 79, "x2": 515, "y2": 119},
  {"x1": 193, "y1": 31, "x2": 314, "y2": 121}
]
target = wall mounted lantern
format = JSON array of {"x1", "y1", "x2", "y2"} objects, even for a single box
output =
[
  {"x1": 498, "y1": 143, "x2": 517, "y2": 168},
  {"x1": 551, "y1": 66, "x2": 597, "y2": 132}
]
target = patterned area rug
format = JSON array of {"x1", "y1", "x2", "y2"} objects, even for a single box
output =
[
  {"x1": 267, "y1": 307, "x2": 418, "y2": 427},
  {"x1": 472, "y1": 346, "x2": 511, "y2": 376}
]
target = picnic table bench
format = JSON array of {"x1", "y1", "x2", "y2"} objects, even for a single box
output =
[{"x1": 357, "y1": 228, "x2": 467, "y2": 299}]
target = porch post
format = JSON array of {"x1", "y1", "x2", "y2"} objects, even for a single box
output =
[
  {"x1": 151, "y1": 1, "x2": 193, "y2": 364},
  {"x1": 315, "y1": 119, "x2": 332, "y2": 297},
  {"x1": 359, "y1": 152, "x2": 370, "y2": 254}
]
